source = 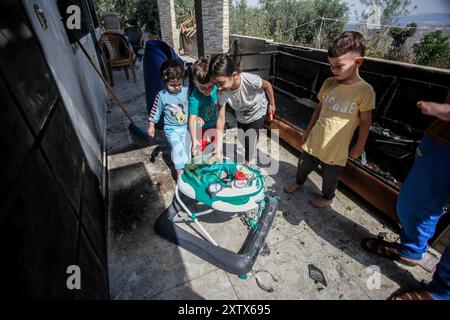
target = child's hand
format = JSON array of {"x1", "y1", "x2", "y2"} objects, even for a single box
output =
[
  {"x1": 349, "y1": 144, "x2": 364, "y2": 159},
  {"x1": 214, "y1": 144, "x2": 223, "y2": 159},
  {"x1": 147, "y1": 123, "x2": 155, "y2": 138},
  {"x1": 268, "y1": 104, "x2": 276, "y2": 115},
  {"x1": 192, "y1": 140, "x2": 202, "y2": 156},
  {"x1": 196, "y1": 117, "x2": 205, "y2": 127}
]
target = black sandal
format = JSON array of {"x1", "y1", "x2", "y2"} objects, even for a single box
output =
[
  {"x1": 388, "y1": 289, "x2": 435, "y2": 300},
  {"x1": 361, "y1": 237, "x2": 420, "y2": 267}
]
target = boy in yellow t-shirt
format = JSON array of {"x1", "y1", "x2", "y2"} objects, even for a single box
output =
[{"x1": 284, "y1": 31, "x2": 375, "y2": 208}]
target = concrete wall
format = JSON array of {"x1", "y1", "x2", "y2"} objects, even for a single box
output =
[
  {"x1": 21, "y1": 0, "x2": 107, "y2": 187},
  {"x1": 0, "y1": 0, "x2": 108, "y2": 299},
  {"x1": 229, "y1": 34, "x2": 274, "y2": 78},
  {"x1": 179, "y1": 34, "x2": 273, "y2": 75}
]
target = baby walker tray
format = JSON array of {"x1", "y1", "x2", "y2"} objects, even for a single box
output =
[{"x1": 154, "y1": 157, "x2": 279, "y2": 276}]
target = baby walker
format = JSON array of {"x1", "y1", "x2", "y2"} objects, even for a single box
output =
[{"x1": 154, "y1": 155, "x2": 279, "y2": 276}]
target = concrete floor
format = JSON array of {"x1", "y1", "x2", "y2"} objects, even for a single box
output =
[{"x1": 106, "y1": 58, "x2": 440, "y2": 300}]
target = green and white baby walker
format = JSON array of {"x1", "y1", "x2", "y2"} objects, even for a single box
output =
[{"x1": 154, "y1": 155, "x2": 279, "y2": 276}]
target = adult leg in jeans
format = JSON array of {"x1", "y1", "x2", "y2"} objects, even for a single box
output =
[
  {"x1": 362, "y1": 135, "x2": 450, "y2": 292},
  {"x1": 427, "y1": 244, "x2": 450, "y2": 299},
  {"x1": 396, "y1": 135, "x2": 450, "y2": 261}
]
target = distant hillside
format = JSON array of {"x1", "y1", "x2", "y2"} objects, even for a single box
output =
[
  {"x1": 344, "y1": 13, "x2": 450, "y2": 31},
  {"x1": 398, "y1": 13, "x2": 450, "y2": 27}
]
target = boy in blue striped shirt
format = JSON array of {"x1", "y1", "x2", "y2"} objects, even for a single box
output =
[{"x1": 148, "y1": 59, "x2": 190, "y2": 177}]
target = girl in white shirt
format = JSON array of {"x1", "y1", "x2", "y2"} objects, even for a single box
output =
[{"x1": 209, "y1": 53, "x2": 276, "y2": 163}]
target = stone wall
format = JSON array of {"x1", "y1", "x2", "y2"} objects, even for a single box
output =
[
  {"x1": 157, "y1": 0, "x2": 180, "y2": 52},
  {"x1": 194, "y1": 0, "x2": 229, "y2": 57}
]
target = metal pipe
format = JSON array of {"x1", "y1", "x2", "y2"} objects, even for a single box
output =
[
  {"x1": 175, "y1": 186, "x2": 218, "y2": 246},
  {"x1": 272, "y1": 76, "x2": 318, "y2": 96},
  {"x1": 172, "y1": 208, "x2": 215, "y2": 222}
]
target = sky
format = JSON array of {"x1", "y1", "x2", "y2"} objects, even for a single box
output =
[{"x1": 245, "y1": 0, "x2": 450, "y2": 18}]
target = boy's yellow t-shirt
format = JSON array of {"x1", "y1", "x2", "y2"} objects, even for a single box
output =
[{"x1": 303, "y1": 77, "x2": 375, "y2": 166}]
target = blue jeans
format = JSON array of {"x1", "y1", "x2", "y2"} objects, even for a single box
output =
[
  {"x1": 396, "y1": 134, "x2": 450, "y2": 299},
  {"x1": 164, "y1": 125, "x2": 191, "y2": 170}
]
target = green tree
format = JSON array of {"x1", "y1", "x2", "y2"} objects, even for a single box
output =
[
  {"x1": 93, "y1": 0, "x2": 138, "y2": 29},
  {"x1": 230, "y1": 0, "x2": 250, "y2": 36},
  {"x1": 93, "y1": 0, "x2": 193, "y2": 34},
  {"x1": 365, "y1": 37, "x2": 387, "y2": 58},
  {"x1": 413, "y1": 30, "x2": 450, "y2": 69},
  {"x1": 359, "y1": 0, "x2": 415, "y2": 26},
  {"x1": 356, "y1": 0, "x2": 417, "y2": 59},
  {"x1": 312, "y1": 0, "x2": 349, "y2": 48},
  {"x1": 232, "y1": 0, "x2": 349, "y2": 49},
  {"x1": 174, "y1": 0, "x2": 195, "y2": 26},
  {"x1": 389, "y1": 22, "x2": 416, "y2": 48},
  {"x1": 385, "y1": 22, "x2": 416, "y2": 62},
  {"x1": 135, "y1": 0, "x2": 160, "y2": 33}
]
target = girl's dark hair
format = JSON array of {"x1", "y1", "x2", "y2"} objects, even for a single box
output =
[
  {"x1": 208, "y1": 53, "x2": 241, "y2": 78},
  {"x1": 160, "y1": 59, "x2": 184, "y2": 81}
]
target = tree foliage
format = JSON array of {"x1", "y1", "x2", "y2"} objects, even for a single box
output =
[
  {"x1": 358, "y1": 0, "x2": 415, "y2": 26},
  {"x1": 385, "y1": 22, "x2": 416, "y2": 62},
  {"x1": 413, "y1": 30, "x2": 450, "y2": 68},
  {"x1": 231, "y1": 0, "x2": 349, "y2": 49},
  {"x1": 389, "y1": 22, "x2": 416, "y2": 48},
  {"x1": 93, "y1": 0, "x2": 194, "y2": 34},
  {"x1": 135, "y1": 0, "x2": 160, "y2": 33},
  {"x1": 93, "y1": 0, "x2": 449, "y2": 69},
  {"x1": 354, "y1": 0, "x2": 418, "y2": 62},
  {"x1": 174, "y1": 0, "x2": 195, "y2": 26},
  {"x1": 93, "y1": 0, "x2": 137, "y2": 28}
]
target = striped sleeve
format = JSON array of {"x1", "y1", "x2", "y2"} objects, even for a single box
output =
[{"x1": 149, "y1": 93, "x2": 163, "y2": 123}]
